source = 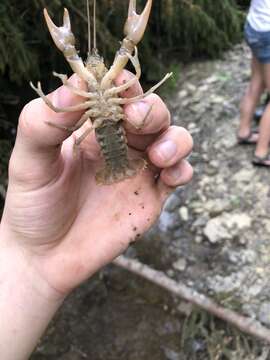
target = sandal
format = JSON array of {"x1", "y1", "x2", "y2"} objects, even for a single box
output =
[
  {"x1": 237, "y1": 129, "x2": 259, "y2": 145},
  {"x1": 252, "y1": 154, "x2": 270, "y2": 167}
]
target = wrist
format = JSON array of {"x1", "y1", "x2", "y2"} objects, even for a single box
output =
[
  {"x1": 0, "y1": 225, "x2": 64, "y2": 359},
  {"x1": 0, "y1": 223, "x2": 65, "y2": 303}
]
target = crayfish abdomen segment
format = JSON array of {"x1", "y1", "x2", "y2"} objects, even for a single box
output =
[{"x1": 95, "y1": 120, "x2": 146, "y2": 185}]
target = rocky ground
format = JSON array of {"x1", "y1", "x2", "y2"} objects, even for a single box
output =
[
  {"x1": 161, "y1": 43, "x2": 270, "y2": 328},
  {"x1": 2, "y1": 43, "x2": 270, "y2": 359}
]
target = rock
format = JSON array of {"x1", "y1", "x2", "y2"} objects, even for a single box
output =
[
  {"x1": 227, "y1": 250, "x2": 257, "y2": 265},
  {"x1": 209, "y1": 94, "x2": 226, "y2": 104},
  {"x1": 163, "y1": 348, "x2": 181, "y2": 360},
  {"x1": 209, "y1": 160, "x2": 220, "y2": 168},
  {"x1": 192, "y1": 216, "x2": 209, "y2": 228},
  {"x1": 178, "y1": 89, "x2": 188, "y2": 99},
  {"x1": 177, "y1": 301, "x2": 193, "y2": 316},
  {"x1": 197, "y1": 84, "x2": 210, "y2": 92},
  {"x1": 259, "y1": 303, "x2": 270, "y2": 326},
  {"x1": 179, "y1": 206, "x2": 189, "y2": 221},
  {"x1": 204, "y1": 218, "x2": 231, "y2": 243},
  {"x1": 232, "y1": 168, "x2": 257, "y2": 184},
  {"x1": 217, "y1": 135, "x2": 236, "y2": 149},
  {"x1": 224, "y1": 213, "x2": 252, "y2": 230},
  {"x1": 195, "y1": 235, "x2": 203, "y2": 244},
  {"x1": 181, "y1": 99, "x2": 191, "y2": 107},
  {"x1": 205, "y1": 75, "x2": 219, "y2": 84},
  {"x1": 205, "y1": 166, "x2": 218, "y2": 176},
  {"x1": 187, "y1": 122, "x2": 197, "y2": 130},
  {"x1": 159, "y1": 211, "x2": 176, "y2": 232},
  {"x1": 164, "y1": 193, "x2": 181, "y2": 212},
  {"x1": 173, "y1": 258, "x2": 187, "y2": 272},
  {"x1": 207, "y1": 272, "x2": 244, "y2": 294},
  {"x1": 203, "y1": 213, "x2": 252, "y2": 243},
  {"x1": 203, "y1": 199, "x2": 231, "y2": 216},
  {"x1": 185, "y1": 82, "x2": 197, "y2": 93}
]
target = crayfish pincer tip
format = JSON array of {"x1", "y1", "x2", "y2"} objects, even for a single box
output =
[
  {"x1": 124, "y1": 0, "x2": 153, "y2": 44},
  {"x1": 128, "y1": 0, "x2": 136, "y2": 16},
  {"x1": 63, "y1": 8, "x2": 71, "y2": 29},
  {"x1": 43, "y1": 8, "x2": 54, "y2": 25}
]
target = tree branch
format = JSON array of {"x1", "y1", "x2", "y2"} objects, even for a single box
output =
[{"x1": 113, "y1": 255, "x2": 270, "y2": 344}]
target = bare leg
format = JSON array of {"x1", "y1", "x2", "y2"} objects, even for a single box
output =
[
  {"x1": 104, "y1": 47, "x2": 141, "y2": 97},
  {"x1": 74, "y1": 120, "x2": 95, "y2": 147},
  {"x1": 110, "y1": 72, "x2": 173, "y2": 105},
  {"x1": 255, "y1": 63, "x2": 270, "y2": 160},
  {"x1": 53, "y1": 72, "x2": 98, "y2": 99},
  {"x1": 238, "y1": 56, "x2": 264, "y2": 140},
  {"x1": 30, "y1": 82, "x2": 95, "y2": 113}
]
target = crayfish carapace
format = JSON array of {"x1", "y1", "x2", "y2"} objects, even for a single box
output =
[{"x1": 31, "y1": 0, "x2": 172, "y2": 185}]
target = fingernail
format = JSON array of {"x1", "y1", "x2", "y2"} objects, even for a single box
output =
[
  {"x1": 128, "y1": 101, "x2": 151, "y2": 128},
  {"x1": 167, "y1": 166, "x2": 181, "y2": 181},
  {"x1": 53, "y1": 86, "x2": 72, "y2": 108},
  {"x1": 155, "y1": 140, "x2": 177, "y2": 162}
]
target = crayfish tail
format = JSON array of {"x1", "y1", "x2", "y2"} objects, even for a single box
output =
[{"x1": 95, "y1": 158, "x2": 147, "y2": 186}]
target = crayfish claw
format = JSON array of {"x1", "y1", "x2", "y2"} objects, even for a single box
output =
[
  {"x1": 43, "y1": 8, "x2": 97, "y2": 85},
  {"x1": 124, "y1": 0, "x2": 152, "y2": 45},
  {"x1": 43, "y1": 8, "x2": 75, "y2": 53}
]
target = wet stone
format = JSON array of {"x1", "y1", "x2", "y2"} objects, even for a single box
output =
[{"x1": 164, "y1": 193, "x2": 182, "y2": 212}]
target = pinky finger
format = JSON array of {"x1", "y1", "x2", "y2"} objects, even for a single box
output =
[{"x1": 157, "y1": 160, "x2": 193, "y2": 202}]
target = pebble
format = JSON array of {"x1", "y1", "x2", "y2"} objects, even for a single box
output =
[
  {"x1": 173, "y1": 258, "x2": 187, "y2": 272},
  {"x1": 179, "y1": 206, "x2": 189, "y2": 222}
]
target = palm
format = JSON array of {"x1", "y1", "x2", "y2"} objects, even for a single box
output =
[{"x1": 7, "y1": 137, "x2": 163, "y2": 293}]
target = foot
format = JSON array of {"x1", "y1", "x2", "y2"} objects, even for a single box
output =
[
  {"x1": 237, "y1": 129, "x2": 259, "y2": 145},
  {"x1": 252, "y1": 154, "x2": 270, "y2": 167}
]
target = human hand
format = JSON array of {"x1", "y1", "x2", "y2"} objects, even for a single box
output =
[{"x1": 1, "y1": 71, "x2": 193, "y2": 299}]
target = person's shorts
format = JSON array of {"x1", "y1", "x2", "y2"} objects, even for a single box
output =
[{"x1": 244, "y1": 21, "x2": 270, "y2": 64}]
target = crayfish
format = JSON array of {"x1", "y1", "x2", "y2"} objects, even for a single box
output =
[{"x1": 31, "y1": 0, "x2": 172, "y2": 185}]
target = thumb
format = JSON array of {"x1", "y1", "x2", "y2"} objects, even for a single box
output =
[{"x1": 10, "y1": 75, "x2": 85, "y2": 186}]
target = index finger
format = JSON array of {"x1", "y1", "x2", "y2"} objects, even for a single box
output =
[
  {"x1": 114, "y1": 70, "x2": 143, "y2": 98},
  {"x1": 115, "y1": 71, "x2": 170, "y2": 136}
]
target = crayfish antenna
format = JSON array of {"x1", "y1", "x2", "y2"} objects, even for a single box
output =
[
  {"x1": 86, "y1": 0, "x2": 98, "y2": 54},
  {"x1": 87, "y1": 0, "x2": 91, "y2": 54},
  {"x1": 93, "y1": 0, "x2": 97, "y2": 51}
]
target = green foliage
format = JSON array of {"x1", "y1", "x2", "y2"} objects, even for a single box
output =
[
  {"x1": 0, "y1": 0, "x2": 245, "y2": 85},
  {"x1": 181, "y1": 309, "x2": 266, "y2": 359}
]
